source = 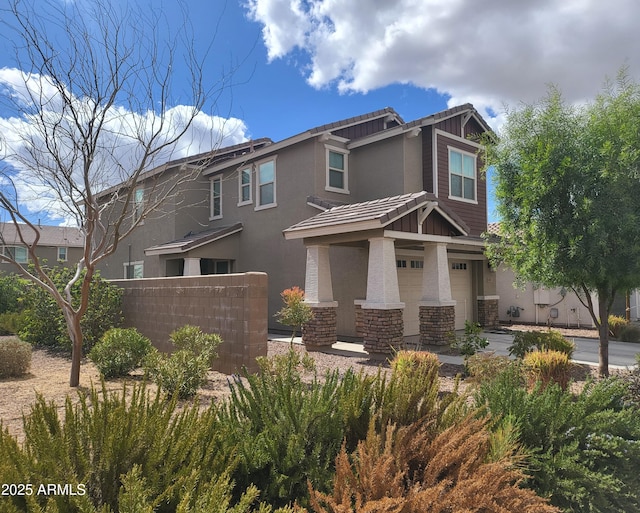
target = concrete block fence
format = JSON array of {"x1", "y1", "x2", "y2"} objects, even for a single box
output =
[{"x1": 111, "y1": 273, "x2": 268, "y2": 374}]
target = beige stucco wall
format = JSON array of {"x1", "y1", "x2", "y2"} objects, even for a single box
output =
[
  {"x1": 496, "y1": 265, "x2": 597, "y2": 328},
  {"x1": 111, "y1": 272, "x2": 267, "y2": 374}
]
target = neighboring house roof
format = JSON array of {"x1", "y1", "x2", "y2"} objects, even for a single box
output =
[
  {"x1": 0, "y1": 222, "x2": 84, "y2": 247},
  {"x1": 144, "y1": 223, "x2": 243, "y2": 256},
  {"x1": 284, "y1": 191, "x2": 469, "y2": 239},
  {"x1": 486, "y1": 222, "x2": 501, "y2": 235}
]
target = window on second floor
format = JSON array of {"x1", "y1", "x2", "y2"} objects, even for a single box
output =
[
  {"x1": 210, "y1": 176, "x2": 222, "y2": 219},
  {"x1": 238, "y1": 168, "x2": 252, "y2": 206},
  {"x1": 326, "y1": 148, "x2": 349, "y2": 193},
  {"x1": 57, "y1": 247, "x2": 68, "y2": 262},
  {"x1": 449, "y1": 148, "x2": 476, "y2": 202},
  {"x1": 256, "y1": 159, "x2": 276, "y2": 209},
  {"x1": 2, "y1": 246, "x2": 28, "y2": 263},
  {"x1": 133, "y1": 186, "x2": 145, "y2": 223}
]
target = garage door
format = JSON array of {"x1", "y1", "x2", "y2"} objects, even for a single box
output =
[
  {"x1": 449, "y1": 260, "x2": 473, "y2": 330},
  {"x1": 397, "y1": 258, "x2": 423, "y2": 336}
]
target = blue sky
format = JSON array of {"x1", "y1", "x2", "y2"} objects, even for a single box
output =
[{"x1": 1, "y1": 0, "x2": 639, "y2": 225}]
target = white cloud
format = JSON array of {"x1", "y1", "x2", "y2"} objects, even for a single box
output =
[
  {"x1": 0, "y1": 68, "x2": 248, "y2": 225},
  {"x1": 246, "y1": 0, "x2": 640, "y2": 123}
]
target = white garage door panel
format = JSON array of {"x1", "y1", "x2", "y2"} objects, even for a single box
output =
[
  {"x1": 449, "y1": 260, "x2": 473, "y2": 330},
  {"x1": 397, "y1": 265, "x2": 422, "y2": 336}
]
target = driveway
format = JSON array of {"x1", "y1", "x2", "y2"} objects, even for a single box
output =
[{"x1": 483, "y1": 330, "x2": 639, "y2": 369}]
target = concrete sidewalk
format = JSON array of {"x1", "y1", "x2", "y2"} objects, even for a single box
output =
[{"x1": 269, "y1": 331, "x2": 639, "y2": 370}]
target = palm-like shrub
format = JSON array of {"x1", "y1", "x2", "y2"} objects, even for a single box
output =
[{"x1": 522, "y1": 349, "x2": 572, "y2": 390}]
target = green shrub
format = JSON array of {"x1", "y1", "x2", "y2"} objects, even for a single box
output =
[
  {"x1": 0, "y1": 273, "x2": 24, "y2": 314},
  {"x1": 523, "y1": 349, "x2": 572, "y2": 390},
  {"x1": 145, "y1": 325, "x2": 221, "y2": 398},
  {"x1": 0, "y1": 336, "x2": 32, "y2": 378},
  {"x1": 608, "y1": 314, "x2": 629, "y2": 338},
  {"x1": 449, "y1": 320, "x2": 489, "y2": 356},
  {"x1": 18, "y1": 266, "x2": 123, "y2": 353},
  {"x1": 89, "y1": 328, "x2": 153, "y2": 378},
  {"x1": 619, "y1": 323, "x2": 640, "y2": 342},
  {"x1": 475, "y1": 369, "x2": 640, "y2": 513},
  {"x1": 509, "y1": 329, "x2": 575, "y2": 359},
  {"x1": 0, "y1": 311, "x2": 28, "y2": 336}
]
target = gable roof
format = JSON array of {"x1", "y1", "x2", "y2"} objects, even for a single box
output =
[
  {"x1": 97, "y1": 139, "x2": 273, "y2": 198},
  {"x1": 283, "y1": 191, "x2": 469, "y2": 240},
  {"x1": 144, "y1": 223, "x2": 243, "y2": 256},
  {"x1": 0, "y1": 222, "x2": 84, "y2": 247},
  {"x1": 204, "y1": 104, "x2": 491, "y2": 176}
]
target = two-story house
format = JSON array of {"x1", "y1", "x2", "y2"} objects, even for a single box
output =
[
  {"x1": 0, "y1": 222, "x2": 84, "y2": 273},
  {"x1": 97, "y1": 104, "x2": 499, "y2": 355}
]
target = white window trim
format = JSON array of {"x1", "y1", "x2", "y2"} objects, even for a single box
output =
[
  {"x1": 324, "y1": 146, "x2": 350, "y2": 194},
  {"x1": 447, "y1": 146, "x2": 478, "y2": 204},
  {"x1": 255, "y1": 157, "x2": 277, "y2": 211},
  {"x1": 237, "y1": 167, "x2": 252, "y2": 206},
  {"x1": 210, "y1": 176, "x2": 223, "y2": 220},
  {"x1": 57, "y1": 247, "x2": 68, "y2": 262},
  {"x1": 123, "y1": 260, "x2": 144, "y2": 279}
]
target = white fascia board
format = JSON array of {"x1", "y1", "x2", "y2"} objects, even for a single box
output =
[
  {"x1": 434, "y1": 128, "x2": 482, "y2": 149},
  {"x1": 144, "y1": 226, "x2": 243, "y2": 256},
  {"x1": 283, "y1": 219, "x2": 382, "y2": 240}
]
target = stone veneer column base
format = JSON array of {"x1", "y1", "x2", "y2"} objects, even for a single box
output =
[
  {"x1": 477, "y1": 298, "x2": 499, "y2": 328},
  {"x1": 302, "y1": 305, "x2": 337, "y2": 351},
  {"x1": 419, "y1": 305, "x2": 455, "y2": 346},
  {"x1": 362, "y1": 308, "x2": 404, "y2": 358}
]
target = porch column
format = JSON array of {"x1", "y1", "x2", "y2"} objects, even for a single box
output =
[
  {"x1": 419, "y1": 242, "x2": 456, "y2": 346},
  {"x1": 302, "y1": 244, "x2": 338, "y2": 350},
  {"x1": 362, "y1": 237, "x2": 404, "y2": 357},
  {"x1": 183, "y1": 257, "x2": 201, "y2": 276}
]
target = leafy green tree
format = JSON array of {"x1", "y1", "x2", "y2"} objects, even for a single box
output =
[{"x1": 484, "y1": 72, "x2": 640, "y2": 376}]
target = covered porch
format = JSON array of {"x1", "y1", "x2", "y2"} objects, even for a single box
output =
[
  {"x1": 283, "y1": 192, "x2": 498, "y2": 357},
  {"x1": 144, "y1": 223, "x2": 243, "y2": 277}
]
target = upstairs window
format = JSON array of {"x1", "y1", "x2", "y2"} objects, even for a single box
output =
[
  {"x1": 449, "y1": 148, "x2": 476, "y2": 202},
  {"x1": 238, "y1": 168, "x2": 252, "y2": 205},
  {"x1": 210, "y1": 176, "x2": 222, "y2": 219},
  {"x1": 326, "y1": 148, "x2": 349, "y2": 193},
  {"x1": 133, "y1": 186, "x2": 145, "y2": 223},
  {"x1": 256, "y1": 159, "x2": 276, "y2": 209}
]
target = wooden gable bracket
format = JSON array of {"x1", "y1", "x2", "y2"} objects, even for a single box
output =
[
  {"x1": 461, "y1": 111, "x2": 473, "y2": 135},
  {"x1": 417, "y1": 203, "x2": 436, "y2": 234}
]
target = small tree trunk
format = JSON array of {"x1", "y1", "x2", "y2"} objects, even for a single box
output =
[
  {"x1": 65, "y1": 310, "x2": 84, "y2": 387},
  {"x1": 597, "y1": 295, "x2": 610, "y2": 378}
]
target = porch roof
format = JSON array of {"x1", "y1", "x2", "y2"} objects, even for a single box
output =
[
  {"x1": 283, "y1": 191, "x2": 469, "y2": 240},
  {"x1": 144, "y1": 223, "x2": 243, "y2": 256}
]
